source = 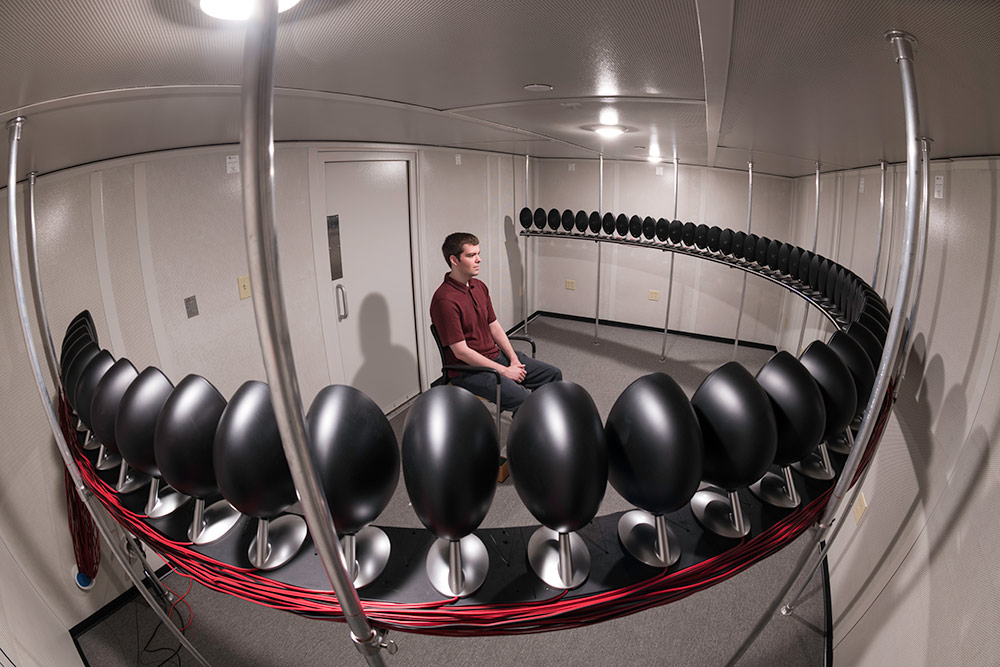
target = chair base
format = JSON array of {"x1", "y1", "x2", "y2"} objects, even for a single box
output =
[
  {"x1": 690, "y1": 486, "x2": 750, "y2": 539},
  {"x1": 526, "y1": 527, "x2": 590, "y2": 590},
  {"x1": 343, "y1": 526, "x2": 391, "y2": 589},
  {"x1": 426, "y1": 534, "x2": 488, "y2": 598},
  {"x1": 249, "y1": 515, "x2": 307, "y2": 571},
  {"x1": 617, "y1": 510, "x2": 679, "y2": 568}
]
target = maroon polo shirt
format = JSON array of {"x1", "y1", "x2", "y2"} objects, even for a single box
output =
[{"x1": 430, "y1": 274, "x2": 499, "y2": 377}]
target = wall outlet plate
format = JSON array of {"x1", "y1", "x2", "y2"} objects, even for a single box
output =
[
  {"x1": 238, "y1": 274, "x2": 252, "y2": 300},
  {"x1": 649, "y1": 289, "x2": 660, "y2": 301},
  {"x1": 853, "y1": 492, "x2": 868, "y2": 524},
  {"x1": 565, "y1": 279, "x2": 576, "y2": 290}
]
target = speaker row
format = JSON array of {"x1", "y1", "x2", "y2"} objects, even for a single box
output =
[{"x1": 518, "y1": 207, "x2": 890, "y2": 367}]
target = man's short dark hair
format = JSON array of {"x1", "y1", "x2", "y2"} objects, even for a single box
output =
[{"x1": 442, "y1": 232, "x2": 479, "y2": 267}]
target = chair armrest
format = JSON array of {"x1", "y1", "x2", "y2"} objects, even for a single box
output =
[
  {"x1": 442, "y1": 364, "x2": 501, "y2": 384},
  {"x1": 508, "y1": 335, "x2": 536, "y2": 358}
]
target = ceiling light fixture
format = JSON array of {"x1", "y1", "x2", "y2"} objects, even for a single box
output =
[
  {"x1": 599, "y1": 108, "x2": 619, "y2": 126},
  {"x1": 200, "y1": 0, "x2": 302, "y2": 21},
  {"x1": 647, "y1": 156, "x2": 663, "y2": 163},
  {"x1": 523, "y1": 83, "x2": 554, "y2": 92},
  {"x1": 585, "y1": 125, "x2": 628, "y2": 138}
]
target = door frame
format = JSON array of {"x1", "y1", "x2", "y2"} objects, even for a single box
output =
[{"x1": 307, "y1": 147, "x2": 426, "y2": 402}]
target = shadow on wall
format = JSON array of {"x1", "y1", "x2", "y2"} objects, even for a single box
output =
[
  {"x1": 351, "y1": 292, "x2": 417, "y2": 410},
  {"x1": 503, "y1": 215, "x2": 523, "y2": 323}
]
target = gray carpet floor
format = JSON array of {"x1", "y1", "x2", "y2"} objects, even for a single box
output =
[{"x1": 75, "y1": 316, "x2": 826, "y2": 667}]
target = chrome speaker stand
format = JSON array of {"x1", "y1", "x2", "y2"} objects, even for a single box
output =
[
  {"x1": 94, "y1": 443, "x2": 121, "y2": 471},
  {"x1": 793, "y1": 442, "x2": 836, "y2": 480},
  {"x1": 690, "y1": 487, "x2": 750, "y2": 539},
  {"x1": 527, "y1": 527, "x2": 590, "y2": 589},
  {"x1": 189, "y1": 497, "x2": 241, "y2": 545},
  {"x1": 115, "y1": 459, "x2": 150, "y2": 495},
  {"x1": 750, "y1": 466, "x2": 801, "y2": 509},
  {"x1": 426, "y1": 534, "x2": 488, "y2": 598},
  {"x1": 248, "y1": 515, "x2": 308, "y2": 571},
  {"x1": 144, "y1": 477, "x2": 189, "y2": 519},
  {"x1": 342, "y1": 526, "x2": 391, "y2": 589},
  {"x1": 617, "y1": 510, "x2": 680, "y2": 568}
]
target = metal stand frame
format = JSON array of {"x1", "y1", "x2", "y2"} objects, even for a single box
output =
[
  {"x1": 240, "y1": 2, "x2": 391, "y2": 661},
  {"x1": 872, "y1": 160, "x2": 887, "y2": 288},
  {"x1": 896, "y1": 137, "x2": 931, "y2": 387},
  {"x1": 732, "y1": 161, "x2": 753, "y2": 361},
  {"x1": 7, "y1": 117, "x2": 214, "y2": 667},
  {"x1": 659, "y1": 156, "x2": 680, "y2": 362},
  {"x1": 521, "y1": 154, "x2": 529, "y2": 335},
  {"x1": 724, "y1": 30, "x2": 925, "y2": 665},
  {"x1": 593, "y1": 154, "x2": 604, "y2": 345},
  {"x1": 796, "y1": 162, "x2": 822, "y2": 355}
]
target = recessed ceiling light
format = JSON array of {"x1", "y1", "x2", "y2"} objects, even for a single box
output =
[
  {"x1": 647, "y1": 156, "x2": 663, "y2": 163},
  {"x1": 523, "y1": 83, "x2": 554, "y2": 92},
  {"x1": 200, "y1": 0, "x2": 302, "y2": 21},
  {"x1": 599, "y1": 108, "x2": 619, "y2": 126},
  {"x1": 580, "y1": 124, "x2": 630, "y2": 138}
]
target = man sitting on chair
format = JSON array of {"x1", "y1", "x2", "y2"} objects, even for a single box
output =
[{"x1": 430, "y1": 232, "x2": 562, "y2": 414}]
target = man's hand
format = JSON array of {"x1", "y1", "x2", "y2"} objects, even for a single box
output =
[{"x1": 500, "y1": 362, "x2": 526, "y2": 383}]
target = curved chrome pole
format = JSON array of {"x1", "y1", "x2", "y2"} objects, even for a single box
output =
[
  {"x1": 659, "y1": 156, "x2": 679, "y2": 362},
  {"x1": 795, "y1": 162, "x2": 822, "y2": 355},
  {"x1": 725, "y1": 30, "x2": 924, "y2": 665},
  {"x1": 594, "y1": 155, "x2": 603, "y2": 345},
  {"x1": 6, "y1": 119, "x2": 213, "y2": 667},
  {"x1": 732, "y1": 161, "x2": 752, "y2": 361},
  {"x1": 873, "y1": 160, "x2": 887, "y2": 287},
  {"x1": 25, "y1": 171, "x2": 59, "y2": 389},
  {"x1": 522, "y1": 155, "x2": 530, "y2": 334},
  {"x1": 896, "y1": 138, "x2": 931, "y2": 386},
  {"x1": 239, "y1": 3, "x2": 388, "y2": 664}
]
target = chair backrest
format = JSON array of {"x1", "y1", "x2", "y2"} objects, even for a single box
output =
[{"x1": 429, "y1": 324, "x2": 449, "y2": 384}]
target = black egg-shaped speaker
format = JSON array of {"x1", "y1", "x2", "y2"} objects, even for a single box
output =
[
  {"x1": 156, "y1": 374, "x2": 228, "y2": 500},
  {"x1": 788, "y1": 247, "x2": 802, "y2": 277},
  {"x1": 777, "y1": 243, "x2": 791, "y2": 273},
  {"x1": 605, "y1": 373, "x2": 702, "y2": 515},
  {"x1": 767, "y1": 240, "x2": 782, "y2": 270},
  {"x1": 668, "y1": 219, "x2": 683, "y2": 243},
  {"x1": 808, "y1": 254, "x2": 823, "y2": 290},
  {"x1": 602, "y1": 212, "x2": 616, "y2": 235},
  {"x1": 732, "y1": 231, "x2": 747, "y2": 258},
  {"x1": 857, "y1": 310, "x2": 888, "y2": 345},
  {"x1": 519, "y1": 207, "x2": 532, "y2": 229},
  {"x1": 307, "y1": 385, "x2": 400, "y2": 536},
  {"x1": 833, "y1": 267, "x2": 846, "y2": 306},
  {"x1": 561, "y1": 209, "x2": 575, "y2": 231},
  {"x1": 707, "y1": 226, "x2": 722, "y2": 252},
  {"x1": 799, "y1": 341, "x2": 857, "y2": 440},
  {"x1": 533, "y1": 207, "x2": 546, "y2": 229},
  {"x1": 691, "y1": 362, "x2": 777, "y2": 490},
  {"x1": 74, "y1": 350, "x2": 115, "y2": 429},
  {"x1": 694, "y1": 224, "x2": 709, "y2": 248},
  {"x1": 628, "y1": 215, "x2": 643, "y2": 238},
  {"x1": 615, "y1": 214, "x2": 629, "y2": 236},
  {"x1": 508, "y1": 382, "x2": 607, "y2": 533},
  {"x1": 755, "y1": 236, "x2": 770, "y2": 265},
  {"x1": 61, "y1": 335, "x2": 94, "y2": 378},
  {"x1": 681, "y1": 222, "x2": 696, "y2": 246},
  {"x1": 642, "y1": 216, "x2": 656, "y2": 240},
  {"x1": 575, "y1": 210, "x2": 589, "y2": 233},
  {"x1": 847, "y1": 321, "x2": 883, "y2": 368},
  {"x1": 588, "y1": 211, "x2": 602, "y2": 233},
  {"x1": 655, "y1": 218, "x2": 670, "y2": 241},
  {"x1": 63, "y1": 342, "x2": 100, "y2": 406},
  {"x1": 214, "y1": 381, "x2": 296, "y2": 519},
  {"x1": 828, "y1": 331, "x2": 876, "y2": 417},
  {"x1": 719, "y1": 228, "x2": 734, "y2": 255},
  {"x1": 61, "y1": 327, "x2": 92, "y2": 363},
  {"x1": 744, "y1": 234, "x2": 759, "y2": 261},
  {"x1": 117, "y1": 367, "x2": 174, "y2": 476},
  {"x1": 755, "y1": 352, "x2": 826, "y2": 466},
  {"x1": 547, "y1": 208, "x2": 561, "y2": 230},
  {"x1": 817, "y1": 258, "x2": 831, "y2": 295},
  {"x1": 401, "y1": 385, "x2": 498, "y2": 540},
  {"x1": 798, "y1": 250, "x2": 813, "y2": 284},
  {"x1": 90, "y1": 358, "x2": 138, "y2": 454}
]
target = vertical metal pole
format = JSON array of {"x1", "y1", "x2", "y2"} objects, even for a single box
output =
[
  {"x1": 6, "y1": 119, "x2": 214, "y2": 667},
  {"x1": 24, "y1": 171, "x2": 59, "y2": 389},
  {"x1": 732, "y1": 161, "x2": 753, "y2": 361},
  {"x1": 795, "y1": 162, "x2": 822, "y2": 354},
  {"x1": 872, "y1": 160, "x2": 887, "y2": 287},
  {"x1": 522, "y1": 155, "x2": 529, "y2": 334},
  {"x1": 724, "y1": 31, "x2": 924, "y2": 665},
  {"x1": 659, "y1": 156, "x2": 679, "y2": 362},
  {"x1": 594, "y1": 155, "x2": 603, "y2": 345},
  {"x1": 239, "y1": 2, "x2": 388, "y2": 664},
  {"x1": 896, "y1": 138, "x2": 931, "y2": 386}
]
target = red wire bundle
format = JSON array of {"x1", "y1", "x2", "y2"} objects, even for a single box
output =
[
  {"x1": 59, "y1": 391, "x2": 101, "y2": 581},
  {"x1": 61, "y1": 385, "x2": 894, "y2": 636}
]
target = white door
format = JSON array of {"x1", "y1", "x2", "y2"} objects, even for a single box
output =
[{"x1": 314, "y1": 157, "x2": 421, "y2": 412}]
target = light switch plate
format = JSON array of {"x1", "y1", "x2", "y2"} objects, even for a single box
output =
[
  {"x1": 565, "y1": 279, "x2": 576, "y2": 290},
  {"x1": 238, "y1": 274, "x2": 252, "y2": 300}
]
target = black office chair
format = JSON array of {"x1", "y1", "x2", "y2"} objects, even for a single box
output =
[{"x1": 429, "y1": 324, "x2": 535, "y2": 482}]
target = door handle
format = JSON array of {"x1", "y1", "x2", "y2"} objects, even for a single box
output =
[{"x1": 336, "y1": 283, "x2": 349, "y2": 321}]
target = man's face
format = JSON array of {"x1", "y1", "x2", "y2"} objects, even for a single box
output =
[{"x1": 451, "y1": 243, "x2": 481, "y2": 279}]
